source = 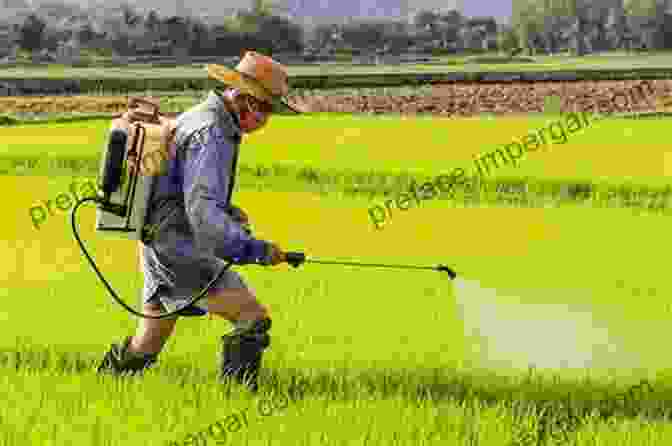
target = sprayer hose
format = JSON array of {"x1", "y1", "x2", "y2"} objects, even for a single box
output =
[{"x1": 71, "y1": 196, "x2": 234, "y2": 320}]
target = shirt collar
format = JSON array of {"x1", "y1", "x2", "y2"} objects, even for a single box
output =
[{"x1": 205, "y1": 90, "x2": 242, "y2": 142}]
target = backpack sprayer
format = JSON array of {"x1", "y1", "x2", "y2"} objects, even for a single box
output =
[{"x1": 71, "y1": 98, "x2": 457, "y2": 320}]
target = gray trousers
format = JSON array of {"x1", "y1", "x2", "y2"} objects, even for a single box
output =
[{"x1": 140, "y1": 233, "x2": 249, "y2": 315}]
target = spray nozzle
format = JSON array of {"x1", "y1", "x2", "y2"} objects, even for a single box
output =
[{"x1": 285, "y1": 252, "x2": 306, "y2": 268}]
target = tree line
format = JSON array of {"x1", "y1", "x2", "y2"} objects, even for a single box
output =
[
  {"x1": 5, "y1": 1, "x2": 304, "y2": 57},
  {"x1": 510, "y1": 0, "x2": 672, "y2": 54},
  {"x1": 3, "y1": 0, "x2": 672, "y2": 60}
]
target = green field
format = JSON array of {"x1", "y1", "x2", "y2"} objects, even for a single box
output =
[
  {"x1": 2, "y1": 113, "x2": 672, "y2": 445},
  {"x1": 2, "y1": 53, "x2": 672, "y2": 79}
]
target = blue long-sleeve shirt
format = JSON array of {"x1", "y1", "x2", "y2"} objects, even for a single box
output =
[
  {"x1": 143, "y1": 91, "x2": 270, "y2": 267},
  {"x1": 181, "y1": 124, "x2": 269, "y2": 263}
]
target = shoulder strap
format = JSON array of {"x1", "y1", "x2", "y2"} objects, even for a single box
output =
[{"x1": 226, "y1": 145, "x2": 239, "y2": 207}]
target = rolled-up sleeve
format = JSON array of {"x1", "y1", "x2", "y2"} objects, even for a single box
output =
[{"x1": 181, "y1": 125, "x2": 269, "y2": 264}]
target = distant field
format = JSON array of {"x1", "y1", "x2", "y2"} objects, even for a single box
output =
[
  {"x1": 3, "y1": 113, "x2": 672, "y2": 445},
  {"x1": 1, "y1": 53, "x2": 672, "y2": 79}
]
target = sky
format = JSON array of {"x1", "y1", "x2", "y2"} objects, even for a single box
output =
[{"x1": 462, "y1": 0, "x2": 511, "y2": 23}]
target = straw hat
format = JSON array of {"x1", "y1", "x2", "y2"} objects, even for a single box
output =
[{"x1": 206, "y1": 51, "x2": 304, "y2": 114}]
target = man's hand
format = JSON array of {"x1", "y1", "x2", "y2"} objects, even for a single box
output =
[
  {"x1": 229, "y1": 205, "x2": 252, "y2": 235},
  {"x1": 266, "y1": 243, "x2": 286, "y2": 266},
  {"x1": 229, "y1": 205, "x2": 249, "y2": 224}
]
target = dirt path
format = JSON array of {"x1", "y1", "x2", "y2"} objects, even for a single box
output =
[
  {"x1": 295, "y1": 79, "x2": 672, "y2": 116},
  {"x1": 1, "y1": 79, "x2": 670, "y2": 116}
]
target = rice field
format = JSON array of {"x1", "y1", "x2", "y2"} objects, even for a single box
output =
[{"x1": 2, "y1": 112, "x2": 672, "y2": 445}]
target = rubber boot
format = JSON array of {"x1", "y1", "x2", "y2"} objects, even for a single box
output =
[
  {"x1": 97, "y1": 336, "x2": 158, "y2": 376},
  {"x1": 219, "y1": 318, "x2": 272, "y2": 392}
]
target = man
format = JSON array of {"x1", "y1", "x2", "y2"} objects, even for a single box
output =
[{"x1": 97, "y1": 51, "x2": 304, "y2": 392}]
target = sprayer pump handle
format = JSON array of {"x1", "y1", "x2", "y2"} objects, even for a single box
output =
[{"x1": 285, "y1": 252, "x2": 306, "y2": 268}]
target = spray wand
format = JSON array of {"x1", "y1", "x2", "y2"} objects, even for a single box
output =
[{"x1": 283, "y1": 252, "x2": 457, "y2": 279}]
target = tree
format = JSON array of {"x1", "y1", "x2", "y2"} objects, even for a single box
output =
[
  {"x1": 256, "y1": 15, "x2": 303, "y2": 53},
  {"x1": 511, "y1": 0, "x2": 543, "y2": 54},
  {"x1": 514, "y1": 11, "x2": 533, "y2": 54},
  {"x1": 468, "y1": 16, "x2": 497, "y2": 33},
  {"x1": 110, "y1": 32, "x2": 130, "y2": 55},
  {"x1": 41, "y1": 23, "x2": 69, "y2": 51},
  {"x1": 77, "y1": 23, "x2": 95, "y2": 45},
  {"x1": 309, "y1": 24, "x2": 336, "y2": 49},
  {"x1": 663, "y1": 11, "x2": 672, "y2": 50},
  {"x1": 231, "y1": 9, "x2": 260, "y2": 34},
  {"x1": 498, "y1": 24, "x2": 519, "y2": 53},
  {"x1": 341, "y1": 22, "x2": 385, "y2": 51},
  {"x1": 605, "y1": 4, "x2": 626, "y2": 49},
  {"x1": 623, "y1": 0, "x2": 657, "y2": 19},
  {"x1": 116, "y1": 3, "x2": 141, "y2": 27},
  {"x1": 413, "y1": 10, "x2": 438, "y2": 29},
  {"x1": 385, "y1": 30, "x2": 411, "y2": 54},
  {"x1": 251, "y1": 0, "x2": 276, "y2": 17},
  {"x1": 162, "y1": 16, "x2": 190, "y2": 46},
  {"x1": 435, "y1": 22, "x2": 459, "y2": 47},
  {"x1": 434, "y1": 10, "x2": 463, "y2": 47},
  {"x1": 189, "y1": 20, "x2": 211, "y2": 55},
  {"x1": 18, "y1": 14, "x2": 45, "y2": 52},
  {"x1": 439, "y1": 9, "x2": 462, "y2": 26},
  {"x1": 145, "y1": 10, "x2": 160, "y2": 33},
  {"x1": 120, "y1": 3, "x2": 141, "y2": 26},
  {"x1": 511, "y1": 0, "x2": 538, "y2": 28},
  {"x1": 567, "y1": 15, "x2": 588, "y2": 55}
]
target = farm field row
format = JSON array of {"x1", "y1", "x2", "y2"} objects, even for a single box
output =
[
  {"x1": 2, "y1": 53, "x2": 672, "y2": 79},
  {"x1": 5, "y1": 154, "x2": 672, "y2": 228}
]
